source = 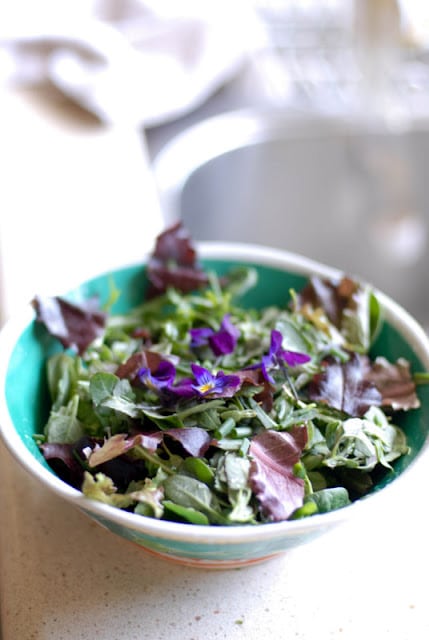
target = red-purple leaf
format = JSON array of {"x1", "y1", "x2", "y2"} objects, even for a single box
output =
[
  {"x1": 164, "y1": 427, "x2": 212, "y2": 457},
  {"x1": 115, "y1": 350, "x2": 165, "y2": 385},
  {"x1": 151, "y1": 220, "x2": 198, "y2": 266},
  {"x1": 88, "y1": 427, "x2": 211, "y2": 468},
  {"x1": 249, "y1": 426, "x2": 308, "y2": 522},
  {"x1": 138, "y1": 432, "x2": 164, "y2": 452},
  {"x1": 307, "y1": 353, "x2": 381, "y2": 417},
  {"x1": 33, "y1": 295, "x2": 106, "y2": 355},
  {"x1": 296, "y1": 275, "x2": 362, "y2": 328},
  {"x1": 88, "y1": 434, "x2": 142, "y2": 467},
  {"x1": 40, "y1": 442, "x2": 84, "y2": 487},
  {"x1": 236, "y1": 368, "x2": 274, "y2": 411},
  {"x1": 146, "y1": 222, "x2": 209, "y2": 296},
  {"x1": 87, "y1": 432, "x2": 163, "y2": 467},
  {"x1": 366, "y1": 356, "x2": 420, "y2": 411}
]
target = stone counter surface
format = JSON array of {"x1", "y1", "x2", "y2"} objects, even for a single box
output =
[{"x1": 1, "y1": 438, "x2": 428, "y2": 640}]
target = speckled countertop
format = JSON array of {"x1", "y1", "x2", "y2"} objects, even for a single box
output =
[
  {"x1": 1, "y1": 437, "x2": 429, "y2": 640},
  {"x1": 1, "y1": 86, "x2": 429, "y2": 640}
]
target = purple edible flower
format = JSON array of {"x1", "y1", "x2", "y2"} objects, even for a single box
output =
[
  {"x1": 138, "y1": 359, "x2": 177, "y2": 392},
  {"x1": 189, "y1": 326, "x2": 214, "y2": 349},
  {"x1": 261, "y1": 330, "x2": 311, "y2": 385},
  {"x1": 189, "y1": 314, "x2": 240, "y2": 356},
  {"x1": 192, "y1": 364, "x2": 241, "y2": 397},
  {"x1": 172, "y1": 363, "x2": 241, "y2": 399},
  {"x1": 210, "y1": 314, "x2": 240, "y2": 356}
]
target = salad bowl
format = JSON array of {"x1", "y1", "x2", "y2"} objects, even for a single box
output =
[{"x1": 1, "y1": 237, "x2": 429, "y2": 569}]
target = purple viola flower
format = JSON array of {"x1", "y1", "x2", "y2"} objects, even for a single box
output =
[
  {"x1": 189, "y1": 326, "x2": 214, "y2": 349},
  {"x1": 192, "y1": 364, "x2": 241, "y2": 397},
  {"x1": 261, "y1": 330, "x2": 311, "y2": 385},
  {"x1": 172, "y1": 363, "x2": 241, "y2": 399},
  {"x1": 189, "y1": 314, "x2": 240, "y2": 357},
  {"x1": 210, "y1": 314, "x2": 240, "y2": 356},
  {"x1": 138, "y1": 359, "x2": 176, "y2": 393}
]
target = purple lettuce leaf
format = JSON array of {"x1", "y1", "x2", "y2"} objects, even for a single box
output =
[
  {"x1": 115, "y1": 350, "x2": 168, "y2": 383},
  {"x1": 249, "y1": 426, "x2": 308, "y2": 522},
  {"x1": 307, "y1": 353, "x2": 382, "y2": 417},
  {"x1": 41, "y1": 435, "x2": 147, "y2": 492},
  {"x1": 88, "y1": 434, "x2": 142, "y2": 467},
  {"x1": 296, "y1": 275, "x2": 360, "y2": 328},
  {"x1": 33, "y1": 295, "x2": 106, "y2": 356},
  {"x1": 163, "y1": 427, "x2": 212, "y2": 457},
  {"x1": 365, "y1": 356, "x2": 420, "y2": 411},
  {"x1": 146, "y1": 222, "x2": 209, "y2": 297},
  {"x1": 87, "y1": 427, "x2": 211, "y2": 468},
  {"x1": 40, "y1": 442, "x2": 84, "y2": 488}
]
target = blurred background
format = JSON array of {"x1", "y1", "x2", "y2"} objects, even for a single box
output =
[{"x1": 1, "y1": 0, "x2": 429, "y2": 327}]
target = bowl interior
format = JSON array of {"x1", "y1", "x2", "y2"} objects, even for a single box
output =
[{"x1": 4, "y1": 256, "x2": 429, "y2": 501}]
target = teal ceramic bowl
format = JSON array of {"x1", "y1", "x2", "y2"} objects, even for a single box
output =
[{"x1": 1, "y1": 243, "x2": 429, "y2": 569}]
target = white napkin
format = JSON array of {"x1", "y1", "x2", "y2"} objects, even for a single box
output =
[{"x1": 0, "y1": 0, "x2": 259, "y2": 127}]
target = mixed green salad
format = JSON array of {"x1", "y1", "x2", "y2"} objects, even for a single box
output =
[{"x1": 33, "y1": 223, "x2": 421, "y2": 525}]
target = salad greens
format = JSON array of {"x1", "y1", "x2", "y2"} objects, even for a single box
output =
[{"x1": 33, "y1": 223, "x2": 419, "y2": 525}]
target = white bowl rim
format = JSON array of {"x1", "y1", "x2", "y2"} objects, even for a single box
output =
[{"x1": 1, "y1": 241, "x2": 429, "y2": 546}]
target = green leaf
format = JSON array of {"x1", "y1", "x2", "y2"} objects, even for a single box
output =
[
  {"x1": 223, "y1": 452, "x2": 250, "y2": 491},
  {"x1": 82, "y1": 472, "x2": 134, "y2": 508},
  {"x1": 213, "y1": 453, "x2": 254, "y2": 523},
  {"x1": 289, "y1": 501, "x2": 318, "y2": 520},
  {"x1": 222, "y1": 266, "x2": 258, "y2": 298},
  {"x1": 45, "y1": 394, "x2": 84, "y2": 443},
  {"x1": 102, "y1": 275, "x2": 121, "y2": 312},
  {"x1": 308, "y1": 487, "x2": 351, "y2": 513},
  {"x1": 127, "y1": 479, "x2": 164, "y2": 518},
  {"x1": 369, "y1": 290, "x2": 383, "y2": 346},
  {"x1": 182, "y1": 457, "x2": 215, "y2": 484},
  {"x1": 323, "y1": 406, "x2": 408, "y2": 472},
  {"x1": 102, "y1": 395, "x2": 141, "y2": 419},
  {"x1": 275, "y1": 318, "x2": 310, "y2": 354},
  {"x1": 227, "y1": 488, "x2": 255, "y2": 523},
  {"x1": 162, "y1": 501, "x2": 210, "y2": 525},
  {"x1": 247, "y1": 397, "x2": 278, "y2": 429},
  {"x1": 88, "y1": 372, "x2": 141, "y2": 423},
  {"x1": 76, "y1": 398, "x2": 103, "y2": 437},
  {"x1": 89, "y1": 372, "x2": 118, "y2": 405},
  {"x1": 47, "y1": 353, "x2": 78, "y2": 410},
  {"x1": 163, "y1": 474, "x2": 225, "y2": 524}
]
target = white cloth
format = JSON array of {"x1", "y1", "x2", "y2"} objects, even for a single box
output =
[{"x1": 0, "y1": 0, "x2": 260, "y2": 127}]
